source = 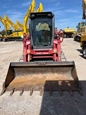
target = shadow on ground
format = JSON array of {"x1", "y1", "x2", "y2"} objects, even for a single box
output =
[{"x1": 39, "y1": 80, "x2": 86, "y2": 115}]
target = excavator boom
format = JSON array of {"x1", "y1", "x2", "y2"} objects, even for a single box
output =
[
  {"x1": 4, "y1": 15, "x2": 18, "y2": 31},
  {"x1": 16, "y1": 20, "x2": 24, "y2": 30},
  {"x1": 0, "y1": 16, "x2": 10, "y2": 30},
  {"x1": 24, "y1": 0, "x2": 35, "y2": 33},
  {"x1": 36, "y1": 3, "x2": 43, "y2": 12}
]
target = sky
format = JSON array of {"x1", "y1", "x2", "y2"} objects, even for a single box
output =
[{"x1": 0, "y1": 0, "x2": 83, "y2": 31}]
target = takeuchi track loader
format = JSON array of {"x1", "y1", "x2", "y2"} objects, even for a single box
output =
[{"x1": 0, "y1": 12, "x2": 82, "y2": 96}]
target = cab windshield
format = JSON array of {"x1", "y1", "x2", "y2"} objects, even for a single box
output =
[{"x1": 31, "y1": 18, "x2": 52, "y2": 48}]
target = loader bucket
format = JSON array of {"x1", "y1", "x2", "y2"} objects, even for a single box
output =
[{"x1": 0, "y1": 61, "x2": 82, "y2": 96}]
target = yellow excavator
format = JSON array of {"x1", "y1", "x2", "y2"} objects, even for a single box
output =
[
  {"x1": 63, "y1": 27, "x2": 76, "y2": 38},
  {"x1": 23, "y1": 0, "x2": 35, "y2": 34},
  {"x1": 4, "y1": 0, "x2": 43, "y2": 40},
  {"x1": 74, "y1": 21, "x2": 86, "y2": 41},
  {"x1": 0, "y1": 0, "x2": 36, "y2": 41},
  {"x1": 15, "y1": 20, "x2": 24, "y2": 38},
  {"x1": 14, "y1": 0, "x2": 35, "y2": 39},
  {"x1": 80, "y1": 0, "x2": 86, "y2": 58},
  {"x1": 0, "y1": 16, "x2": 10, "y2": 30},
  {"x1": 36, "y1": 3, "x2": 43, "y2": 12},
  {"x1": 0, "y1": 16, "x2": 10, "y2": 41},
  {"x1": 3, "y1": 15, "x2": 22, "y2": 41},
  {"x1": 0, "y1": 0, "x2": 43, "y2": 42},
  {"x1": 74, "y1": 0, "x2": 86, "y2": 42},
  {"x1": 16, "y1": 20, "x2": 24, "y2": 30},
  {"x1": 16, "y1": 2, "x2": 43, "y2": 33},
  {"x1": 4, "y1": 15, "x2": 18, "y2": 31}
]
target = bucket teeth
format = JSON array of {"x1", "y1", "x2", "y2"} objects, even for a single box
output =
[
  {"x1": 20, "y1": 89, "x2": 24, "y2": 96},
  {"x1": 10, "y1": 88, "x2": 15, "y2": 96},
  {"x1": 0, "y1": 88, "x2": 6, "y2": 96},
  {"x1": 30, "y1": 88, "x2": 33, "y2": 96},
  {"x1": 0, "y1": 89, "x2": 83, "y2": 96}
]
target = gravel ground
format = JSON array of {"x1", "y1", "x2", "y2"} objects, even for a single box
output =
[{"x1": 0, "y1": 38, "x2": 86, "y2": 115}]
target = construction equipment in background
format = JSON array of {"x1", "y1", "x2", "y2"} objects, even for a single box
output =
[
  {"x1": 80, "y1": 34, "x2": 86, "y2": 58},
  {"x1": 0, "y1": 30, "x2": 4, "y2": 41},
  {"x1": 0, "y1": 16, "x2": 10, "y2": 41},
  {"x1": 18, "y1": 0, "x2": 43, "y2": 37},
  {"x1": 0, "y1": 16, "x2": 10, "y2": 30},
  {"x1": 0, "y1": 0, "x2": 43, "y2": 41},
  {"x1": 63, "y1": 27, "x2": 76, "y2": 38},
  {"x1": 0, "y1": 15, "x2": 22, "y2": 41},
  {"x1": 14, "y1": 1, "x2": 43, "y2": 38},
  {"x1": 0, "y1": 0, "x2": 35, "y2": 41},
  {"x1": 16, "y1": 2, "x2": 43, "y2": 32},
  {"x1": 23, "y1": 0, "x2": 35, "y2": 34},
  {"x1": 82, "y1": 0, "x2": 86, "y2": 19},
  {"x1": 0, "y1": 12, "x2": 82, "y2": 96},
  {"x1": 80, "y1": 0, "x2": 86, "y2": 58},
  {"x1": 74, "y1": 22, "x2": 86, "y2": 41},
  {"x1": 36, "y1": 3, "x2": 43, "y2": 12},
  {"x1": 4, "y1": 15, "x2": 18, "y2": 31},
  {"x1": 74, "y1": 0, "x2": 86, "y2": 42},
  {"x1": 23, "y1": 0, "x2": 43, "y2": 35},
  {"x1": 15, "y1": 0, "x2": 43, "y2": 38},
  {"x1": 15, "y1": 20, "x2": 24, "y2": 38},
  {"x1": 16, "y1": 20, "x2": 24, "y2": 30},
  {"x1": 74, "y1": 0, "x2": 86, "y2": 58}
]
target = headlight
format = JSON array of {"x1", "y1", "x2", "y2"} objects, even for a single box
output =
[
  {"x1": 27, "y1": 50, "x2": 30, "y2": 53},
  {"x1": 53, "y1": 49, "x2": 57, "y2": 53}
]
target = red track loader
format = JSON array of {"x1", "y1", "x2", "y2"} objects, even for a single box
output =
[{"x1": 1, "y1": 12, "x2": 82, "y2": 96}]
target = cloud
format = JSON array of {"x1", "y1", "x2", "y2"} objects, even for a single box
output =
[
  {"x1": 65, "y1": 9, "x2": 79, "y2": 13},
  {"x1": 22, "y1": 1, "x2": 31, "y2": 7}
]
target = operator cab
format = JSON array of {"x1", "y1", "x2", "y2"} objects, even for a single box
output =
[
  {"x1": 6, "y1": 30, "x2": 12, "y2": 35},
  {"x1": 29, "y1": 12, "x2": 54, "y2": 49}
]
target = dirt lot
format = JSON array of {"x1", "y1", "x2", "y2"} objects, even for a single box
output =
[{"x1": 0, "y1": 38, "x2": 86, "y2": 115}]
